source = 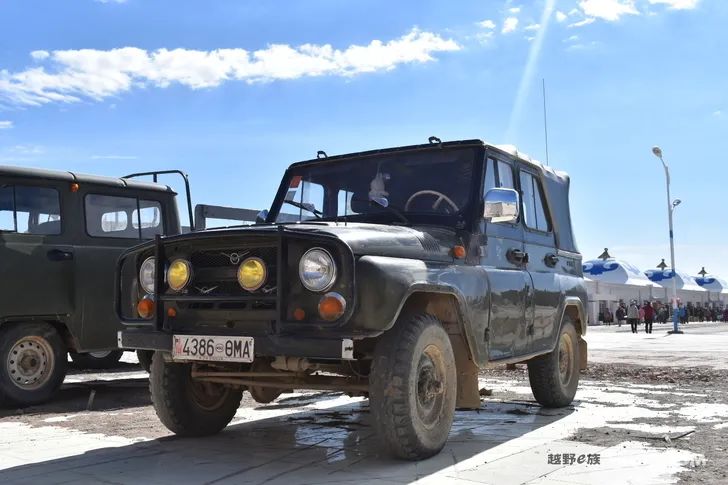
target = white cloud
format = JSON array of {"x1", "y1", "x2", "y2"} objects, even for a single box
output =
[
  {"x1": 713, "y1": 110, "x2": 724, "y2": 118},
  {"x1": 569, "y1": 17, "x2": 597, "y2": 27},
  {"x1": 555, "y1": 10, "x2": 568, "y2": 22},
  {"x1": 30, "y1": 50, "x2": 50, "y2": 61},
  {"x1": 502, "y1": 17, "x2": 519, "y2": 33},
  {"x1": 91, "y1": 154, "x2": 137, "y2": 160},
  {"x1": 578, "y1": 0, "x2": 639, "y2": 21},
  {"x1": 0, "y1": 29, "x2": 460, "y2": 107},
  {"x1": 0, "y1": 120, "x2": 12, "y2": 129},
  {"x1": 564, "y1": 35, "x2": 581, "y2": 42},
  {"x1": 524, "y1": 23, "x2": 541, "y2": 31},
  {"x1": 10, "y1": 144, "x2": 44, "y2": 155},
  {"x1": 508, "y1": 7, "x2": 521, "y2": 14},
  {"x1": 648, "y1": 0, "x2": 699, "y2": 9},
  {"x1": 477, "y1": 19, "x2": 496, "y2": 29}
]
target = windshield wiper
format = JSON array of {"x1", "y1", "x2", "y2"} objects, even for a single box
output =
[{"x1": 283, "y1": 200, "x2": 323, "y2": 219}]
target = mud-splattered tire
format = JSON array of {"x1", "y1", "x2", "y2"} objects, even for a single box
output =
[
  {"x1": 136, "y1": 350, "x2": 153, "y2": 373},
  {"x1": 149, "y1": 353, "x2": 243, "y2": 436},
  {"x1": 527, "y1": 317, "x2": 580, "y2": 408},
  {"x1": 369, "y1": 314, "x2": 457, "y2": 460},
  {"x1": 0, "y1": 322, "x2": 67, "y2": 407},
  {"x1": 70, "y1": 350, "x2": 124, "y2": 369}
]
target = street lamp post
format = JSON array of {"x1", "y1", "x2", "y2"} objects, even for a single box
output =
[{"x1": 651, "y1": 146, "x2": 683, "y2": 334}]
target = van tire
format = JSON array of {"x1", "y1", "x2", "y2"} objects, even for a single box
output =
[
  {"x1": 369, "y1": 314, "x2": 457, "y2": 460},
  {"x1": 0, "y1": 322, "x2": 67, "y2": 407},
  {"x1": 527, "y1": 318, "x2": 580, "y2": 408},
  {"x1": 149, "y1": 353, "x2": 243, "y2": 436},
  {"x1": 70, "y1": 350, "x2": 124, "y2": 369}
]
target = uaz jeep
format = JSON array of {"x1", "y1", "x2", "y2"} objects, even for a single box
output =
[{"x1": 117, "y1": 138, "x2": 588, "y2": 460}]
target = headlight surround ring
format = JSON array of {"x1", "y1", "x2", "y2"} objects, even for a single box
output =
[
  {"x1": 167, "y1": 259, "x2": 192, "y2": 292},
  {"x1": 238, "y1": 257, "x2": 267, "y2": 292},
  {"x1": 299, "y1": 248, "x2": 337, "y2": 292},
  {"x1": 139, "y1": 256, "x2": 156, "y2": 294}
]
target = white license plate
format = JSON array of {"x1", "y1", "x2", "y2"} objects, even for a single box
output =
[{"x1": 172, "y1": 335, "x2": 254, "y2": 363}]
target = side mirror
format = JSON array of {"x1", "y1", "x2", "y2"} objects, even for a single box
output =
[
  {"x1": 484, "y1": 188, "x2": 519, "y2": 224},
  {"x1": 255, "y1": 209, "x2": 269, "y2": 224}
]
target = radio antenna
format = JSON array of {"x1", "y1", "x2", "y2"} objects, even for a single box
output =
[{"x1": 542, "y1": 78, "x2": 550, "y2": 166}]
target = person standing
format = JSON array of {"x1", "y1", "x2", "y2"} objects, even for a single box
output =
[
  {"x1": 616, "y1": 303, "x2": 626, "y2": 328},
  {"x1": 643, "y1": 301, "x2": 655, "y2": 334},
  {"x1": 627, "y1": 300, "x2": 640, "y2": 334}
]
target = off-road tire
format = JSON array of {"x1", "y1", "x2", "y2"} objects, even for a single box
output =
[
  {"x1": 149, "y1": 352, "x2": 243, "y2": 436},
  {"x1": 527, "y1": 317, "x2": 580, "y2": 408},
  {"x1": 136, "y1": 350, "x2": 153, "y2": 373},
  {"x1": 369, "y1": 313, "x2": 457, "y2": 460},
  {"x1": 70, "y1": 350, "x2": 124, "y2": 369},
  {"x1": 0, "y1": 322, "x2": 67, "y2": 407}
]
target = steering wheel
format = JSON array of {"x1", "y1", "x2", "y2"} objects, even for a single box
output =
[{"x1": 405, "y1": 190, "x2": 460, "y2": 213}]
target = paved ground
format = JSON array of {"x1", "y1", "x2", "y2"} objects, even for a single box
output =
[
  {"x1": 587, "y1": 321, "x2": 728, "y2": 369},
  {"x1": 0, "y1": 323, "x2": 726, "y2": 485}
]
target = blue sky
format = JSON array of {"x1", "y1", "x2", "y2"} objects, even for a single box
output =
[{"x1": 1, "y1": 0, "x2": 726, "y2": 276}]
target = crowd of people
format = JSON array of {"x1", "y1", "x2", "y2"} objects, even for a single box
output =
[{"x1": 601, "y1": 300, "x2": 728, "y2": 333}]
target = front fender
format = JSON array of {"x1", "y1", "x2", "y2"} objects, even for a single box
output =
[{"x1": 349, "y1": 255, "x2": 489, "y2": 362}]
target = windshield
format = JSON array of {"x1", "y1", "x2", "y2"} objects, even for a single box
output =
[{"x1": 272, "y1": 147, "x2": 478, "y2": 225}]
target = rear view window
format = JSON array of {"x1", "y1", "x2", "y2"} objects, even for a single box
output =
[
  {"x1": 0, "y1": 185, "x2": 62, "y2": 235},
  {"x1": 85, "y1": 194, "x2": 163, "y2": 239}
]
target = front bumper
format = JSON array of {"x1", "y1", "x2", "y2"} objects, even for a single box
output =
[{"x1": 118, "y1": 329, "x2": 355, "y2": 360}]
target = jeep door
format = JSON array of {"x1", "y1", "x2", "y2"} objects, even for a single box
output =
[
  {"x1": 0, "y1": 179, "x2": 75, "y2": 321},
  {"x1": 480, "y1": 156, "x2": 531, "y2": 360},
  {"x1": 518, "y1": 167, "x2": 560, "y2": 355},
  {"x1": 73, "y1": 190, "x2": 170, "y2": 351}
]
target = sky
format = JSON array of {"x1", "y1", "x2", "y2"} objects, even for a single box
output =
[{"x1": 0, "y1": 0, "x2": 726, "y2": 277}]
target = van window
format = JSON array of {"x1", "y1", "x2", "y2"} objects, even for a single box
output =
[
  {"x1": 0, "y1": 185, "x2": 62, "y2": 235},
  {"x1": 519, "y1": 171, "x2": 551, "y2": 232},
  {"x1": 85, "y1": 194, "x2": 163, "y2": 239}
]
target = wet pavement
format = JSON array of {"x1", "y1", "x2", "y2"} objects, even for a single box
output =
[{"x1": 1, "y1": 325, "x2": 726, "y2": 484}]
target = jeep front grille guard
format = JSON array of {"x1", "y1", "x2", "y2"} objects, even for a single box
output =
[{"x1": 123, "y1": 170, "x2": 195, "y2": 233}]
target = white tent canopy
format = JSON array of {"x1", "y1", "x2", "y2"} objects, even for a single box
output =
[
  {"x1": 583, "y1": 259, "x2": 655, "y2": 324},
  {"x1": 644, "y1": 269, "x2": 709, "y2": 304},
  {"x1": 696, "y1": 275, "x2": 728, "y2": 303}
]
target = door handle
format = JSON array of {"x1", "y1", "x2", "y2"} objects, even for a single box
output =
[
  {"x1": 544, "y1": 253, "x2": 559, "y2": 267},
  {"x1": 47, "y1": 249, "x2": 74, "y2": 261},
  {"x1": 507, "y1": 248, "x2": 528, "y2": 265}
]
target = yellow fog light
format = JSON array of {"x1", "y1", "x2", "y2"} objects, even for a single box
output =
[
  {"x1": 238, "y1": 257, "x2": 267, "y2": 291},
  {"x1": 167, "y1": 259, "x2": 192, "y2": 292}
]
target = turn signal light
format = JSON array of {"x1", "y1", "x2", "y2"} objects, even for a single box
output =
[
  {"x1": 318, "y1": 292, "x2": 346, "y2": 321},
  {"x1": 293, "y1": 308, "x2": 306, "y2": 321},
  {"x1": 453, "y1": 245, "x2": 466, "y2": 259},
  {"x1": 137, "y1": 297, "x2": 155, "y2": 319}
]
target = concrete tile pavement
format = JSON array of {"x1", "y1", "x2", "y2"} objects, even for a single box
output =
[{"x1": 0, "y1": 377, "x2": 705, "y2": 485}]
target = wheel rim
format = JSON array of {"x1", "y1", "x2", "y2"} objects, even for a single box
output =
[
  {"x1": 6, "y1": 336, "x2": 55, "y2": 390},
  {"x1": 89, "y1": 351, "x2": 112, "y2": 359},
  {"x1": 188, "y1": 367, "x2": 231, "y2": 411},
  {"x1": 415, "y1": 344, "x2": 446, "y2": 429},
  {"x1": 558, "y1": 332, "x2": 575, "y2": 386}
]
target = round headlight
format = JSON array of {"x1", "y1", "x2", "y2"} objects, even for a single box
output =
[
  {"x1": 299, "y1": 248, "x2": 336, "y2": 292},
  {"x1": 139, "y1": 256, "x2": 156, "y2": 294},
  {"x1": 167, "y1": 259, "x2": 192, "y2": 292},
  {"x1": 238, "y1": 257, "x2": 267, "y2": 291}
]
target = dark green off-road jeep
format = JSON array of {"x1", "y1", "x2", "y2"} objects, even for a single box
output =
[
  {"x1": 0, "y1": 167, "x2": 200, "y2": 406},
  {"x1": 117, "y1": 138, "x2": 588, "y2": 460}
]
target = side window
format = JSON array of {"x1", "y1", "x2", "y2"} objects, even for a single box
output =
[
  {"x1": 484, "y1": 159, "x2": 496, "y2": 194},
  {"x1": 133, "y1": 201, "x2": 163, "y2": 238},
  {"x1": 484, "y1": 158, "x2": 515, "y2": 195},
  {"x1": 519, "y1": 171, "x2": 551, "y2": 232},
  {"x1": 0, "y1": 185, "x2": 62, "y2": 235},
  {"x1": 85, "y1": 195, "x2": 164, "y2": 239},
  {"x1": 497, "y1": 161, "x2": 515, "y2": 189}
]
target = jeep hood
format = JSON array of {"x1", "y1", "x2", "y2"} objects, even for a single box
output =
[{"x1": 178, "y1": 222, "x2": 458, "y2": 262}]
